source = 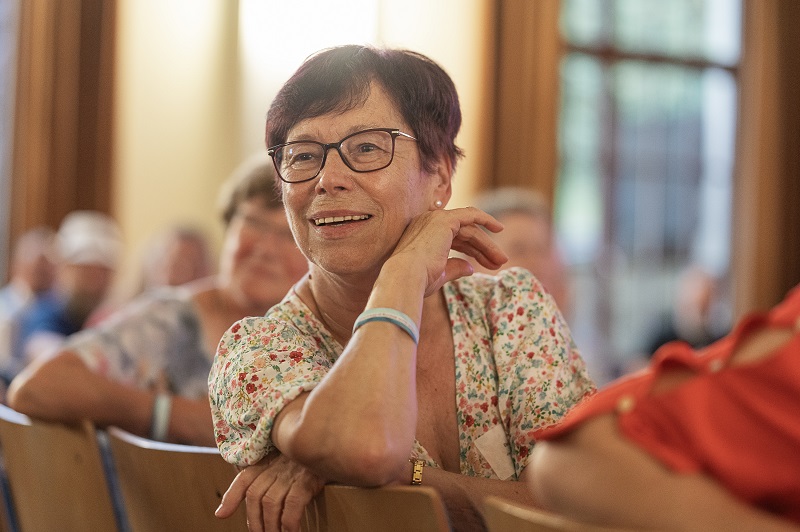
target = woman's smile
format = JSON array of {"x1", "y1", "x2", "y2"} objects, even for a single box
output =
[{"x1": 312, "y1": 214, "x2": 371, "y2": 227}]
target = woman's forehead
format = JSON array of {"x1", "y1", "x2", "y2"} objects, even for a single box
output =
[{"x1": 286, "y1": 82, "x2": 408, "y2": 141}]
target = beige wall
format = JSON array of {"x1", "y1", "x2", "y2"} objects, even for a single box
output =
[
  {"x1": 378, "y1": 1, "x2": 496, "y2": 208},
  {"x1": 112, "y1": 0, "x2": 493, "y2": 297},
  {"x1": 113, "y1": 0, "x2": 241, "y2": 297}
]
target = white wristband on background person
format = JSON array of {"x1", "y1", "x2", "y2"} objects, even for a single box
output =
[{"x1": 150, "y1": 393, "x2": 172, "y2": 442}]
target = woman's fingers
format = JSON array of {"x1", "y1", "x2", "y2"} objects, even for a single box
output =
[
  {"x1": 279, "y1": 475, "x2": 324, "y2": 531},
  {"x1": 451, "y1": 223, "x2": 508, "y2": 269},
  {"x1": 216, "y1": 466, "x2": 261, "y2": 519},
  {"x1": 218, "y1": 454, "x2": 326, "y2": 532},
  {"x1": 257, "y1": 475, "x2": 289, "y2": 532},
  {"x1": 391, "y1": 206, "x2": 508, "y2": 291},
  {"x1": 455, "y1": 206, "x2": 505, "y2": 233}
]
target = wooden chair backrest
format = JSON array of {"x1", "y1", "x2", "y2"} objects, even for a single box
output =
[
  {"x1": 483, "y1": 496, "x2": 630, "y2": 532},
  {"x1": 302, "y1": 483, "x2": 451, "y2": 532},
  {"x1": 106, "y1": 426, "x2": 246, "y2": 532},
  {"x1": 0, "y1": 404, "x2": 119, "y2": 532}
]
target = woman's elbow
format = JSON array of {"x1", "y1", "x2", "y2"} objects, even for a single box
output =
[
  {"x1": 6, "y1": 371, "x2": 44, "y2": 415},
  {"x1": 290, "y1": 424, "x2": 408, "y2": 485},
  {"x1": 348, "y1": 440, "x2": 408, "y2": 485},
  {"x1": 6, "y1": 352, "x2": 80, "y2": 418}
]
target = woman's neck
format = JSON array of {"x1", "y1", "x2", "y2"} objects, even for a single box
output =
[
  {"x1": 296, "y1": 268, "x2": 377, "y2": 346},
  {"x1": 297, "y1": 266, "x2": 450, "y2": 348}
]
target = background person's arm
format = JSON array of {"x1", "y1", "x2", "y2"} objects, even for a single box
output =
[
  {"x1": 529, "y1": 414, "x2": 799, "y2": 532},
  {"x1": 7, "y1": 351, "x2": 214, "y2": 446}
]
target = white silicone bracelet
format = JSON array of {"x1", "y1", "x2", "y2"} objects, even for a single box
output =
[{"x1": 352, "y1": 308, "x2": 420, "y2": 345}]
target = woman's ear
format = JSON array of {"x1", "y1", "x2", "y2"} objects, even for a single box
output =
[{"x1": 430, "y1": 156, "x2": 453, "y2": 208}]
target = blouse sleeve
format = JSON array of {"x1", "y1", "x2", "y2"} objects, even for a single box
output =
[
  {"x1": 209, "y1": 316, "x2": 334, "y2": 465},
  {"x1": 65, "y1": 290, "x2": 198, "y2": 391},
  {"x1": 489, "y1": 268, "x2": 595, "y2": 476}
]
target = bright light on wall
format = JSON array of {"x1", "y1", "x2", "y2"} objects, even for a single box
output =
[
  {"x1": 238, "y1": 0, "x2": 380, "y2": 154},
  {"x1": 240, "y1": 0, "x2": 379, "y2": 84}
]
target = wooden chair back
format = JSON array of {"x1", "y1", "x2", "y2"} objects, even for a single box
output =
[
  {"x1": 0, "y1": 404, "x2": 119, "y2": 532},
  {"x1": 483, "y1": 496, "x2": 629, "y2": 532},
  {"x1": 303, "y1": 483, "x2": 451, "y2": 532},
  {"x1": 106, "y1": 426, "x2": 246, "y2": 532}
]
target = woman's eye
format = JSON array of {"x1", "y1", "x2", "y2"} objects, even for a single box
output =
[
  {"x1": 355, "y1": 143, "x2": 378, "y2": 153},
  {"x1": 288, "y1": 151, "x2": 320, "y2": 166}
]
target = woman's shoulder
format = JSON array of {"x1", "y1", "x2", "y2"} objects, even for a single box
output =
[
  {"x1": 222, "y1": 294, "x2": 305, "y2": 336},
  {"x1": 448, "y1": 267, "x2": 548, "y2": 305},
  {"x1": 217, "y1": 291, "x2": 337, "y2": 360}
]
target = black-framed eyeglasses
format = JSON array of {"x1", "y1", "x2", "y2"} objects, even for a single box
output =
[{"x1": 267, "y1": 128, "x2": 417, "y2": 184}]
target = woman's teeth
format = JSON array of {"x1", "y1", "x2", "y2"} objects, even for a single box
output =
[{"x1": 314, "y1": 214, "x2": 369, "y2": 226}]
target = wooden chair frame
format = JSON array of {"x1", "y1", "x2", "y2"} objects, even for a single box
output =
[
  {"x1": 106, "y1": 426, "x2": 246, "y2": 532},
  {"x1": 483, "y1": 495, "x2": 630, "y2": 532},
  {"x1": 0, "y1": 404, "x2": 119, "y2": 532},
  {"x1": 306, "y1": 483, "x2": 451, "y2": 532}
]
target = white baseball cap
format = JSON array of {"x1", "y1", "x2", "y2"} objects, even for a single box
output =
[{"x1": 57, "y1": 211, "x2": 122, "y2": 269}]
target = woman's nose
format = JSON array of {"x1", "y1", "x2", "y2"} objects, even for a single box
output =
[{"x1": 315, "y1": 149, "x2": 353, "y2": 193}]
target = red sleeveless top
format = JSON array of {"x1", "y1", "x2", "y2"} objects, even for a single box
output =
[{"x1": 535, "y1": 284, "x2": 800, "y2": 521}]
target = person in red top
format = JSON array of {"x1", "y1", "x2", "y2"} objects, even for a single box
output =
[{"x1": 529, "y1": 283, "x2": 800, "y2": 531}]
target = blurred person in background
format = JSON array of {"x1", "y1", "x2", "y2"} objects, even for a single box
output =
[
  {"x1": 642, "y1": 265, "x2": 730, "y2": 357},
  {"x1": 8, "y1": 157, "x2": 308, "y2": 446},
  {"x1": 15, "y1": 211, "x2": 122, "y2": 365},
  {"x1": 85, "y1": 224, "x2": 217, "y2": 327},
  {"x1": 471, "y1": 187, "x2": 572, "y2": 320},
  {"x1": 139, "y1": 224, "x2": 215, "y2": 293},
  {"x1": 0, "y1": 227, "x2": 56, "y2": 388}
]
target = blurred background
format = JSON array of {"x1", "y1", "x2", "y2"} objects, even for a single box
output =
[{"x1": 1, "y1": 0, "x2": 798, "y2": 384}]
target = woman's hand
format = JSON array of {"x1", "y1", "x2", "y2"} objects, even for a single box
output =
[
  {"x1": 390, "y1": 207, "x2": 508, "y2": 296},
  {"x1": 215, "y1": 450, "x2": 326, "y2": 532}
]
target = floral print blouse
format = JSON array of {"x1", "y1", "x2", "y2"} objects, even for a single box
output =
[
  {"x1": 209, "y1": 268, "x2": 595, "y2": 479},
  {"x1": 68, "y1": 286, "x2": 212, "y2": 398}
]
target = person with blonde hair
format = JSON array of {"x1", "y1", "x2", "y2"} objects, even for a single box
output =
[{"x1": 9, "y1": 158, "x2": 307, "y2": 446}]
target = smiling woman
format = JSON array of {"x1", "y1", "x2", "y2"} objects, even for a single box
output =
[{"x1": 209, "y1": 45, "x2": 594, "y2": 532}]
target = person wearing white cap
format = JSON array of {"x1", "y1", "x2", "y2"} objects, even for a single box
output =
[{"x1": 13, "y1": 210, "x2": 122, "y2": 364}]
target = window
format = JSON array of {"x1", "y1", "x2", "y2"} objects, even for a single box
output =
[{"x1": 557, "y1": 0, "x2": 741, "y2": 381}]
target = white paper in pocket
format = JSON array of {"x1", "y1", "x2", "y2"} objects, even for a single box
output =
[{"x1": 474, "y1": 424, "x2": 515, "y2": 480}]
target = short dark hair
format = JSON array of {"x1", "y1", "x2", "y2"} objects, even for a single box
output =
[
  {"x1": 218, "y1": 155, "x2": 283, "y2": 226},
  {"x1": 265, "y1": 45, "x2": 464, "y2": 174}
]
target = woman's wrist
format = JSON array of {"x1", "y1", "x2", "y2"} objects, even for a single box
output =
[{"x1": 370, "y1": 256, "x2": 427, "y2": 319}]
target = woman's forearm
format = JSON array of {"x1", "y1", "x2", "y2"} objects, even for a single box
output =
[
  {"x1": 9, "y1": 351, "x2": 153, "y2": 435},
  {"x1": 275, "y1": 259, "x2": 429, "y2": 484}
]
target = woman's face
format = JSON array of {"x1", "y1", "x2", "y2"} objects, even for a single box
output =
[
  {"x1": 280, "y1": 82, "x2": 451, "y2": 277},
  {"x1": 219, "y1": 197, "x2": 308, "y2": 310}
]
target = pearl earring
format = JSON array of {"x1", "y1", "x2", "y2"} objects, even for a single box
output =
[{"x1": 434, "y1": 200, "x2": 443, "y2": 208}]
